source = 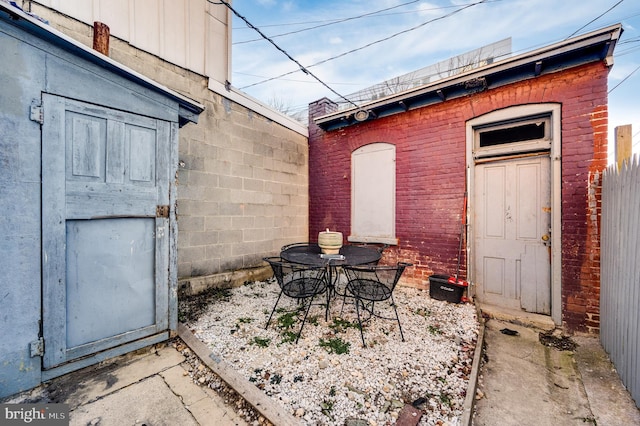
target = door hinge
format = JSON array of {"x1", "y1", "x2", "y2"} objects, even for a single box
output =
[
  {"x1": 30, "y1": 337, "x2": 44, "y2": 357},
  {"x1": 156, "y1": 205, "x2": 170, "y2": 218},
  {"x1": 30, "y1": 100, "x2": 43, "y2": 124}
]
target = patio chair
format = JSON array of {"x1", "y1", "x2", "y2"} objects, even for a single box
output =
[
  {"x1": 330, "y1": 244, "x2": 389, "y2": 315},
  {"x1": 342, "y1": 262, "x2": 412, "y2": 347},
  {"x1": 263, "y1": 257, "x2": 329, "y2": 343}
]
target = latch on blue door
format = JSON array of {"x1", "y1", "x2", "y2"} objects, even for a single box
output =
[{"x1": 156, "y1": 205, "x2": 170, "y2": 218}]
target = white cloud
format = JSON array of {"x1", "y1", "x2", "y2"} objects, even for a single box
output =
[{"x1": 255, "y1": 0, "x2": 276, "y2": 7}]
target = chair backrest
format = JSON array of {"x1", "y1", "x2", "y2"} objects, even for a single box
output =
[
  {"x1": 343, "y1": 262, "x2": 412, "y2": 301},
  {"x1": 263, "y1": 257, "x2": 327, "y2": 299},
  {"x1": 280, "y1": 242, "x2": 311, "y2": 252}
]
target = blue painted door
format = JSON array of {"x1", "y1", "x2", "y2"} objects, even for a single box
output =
[{"x1": 41, "y1": 94, "x2": 171, "y2": 369}]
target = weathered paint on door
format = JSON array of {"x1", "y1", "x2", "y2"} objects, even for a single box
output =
[
  {"x1": 474, "y1": 156, "x2": 551, "y2": 314},
  {"x1": 42, "y1": 94, "x2": 171, "y2": 369}
]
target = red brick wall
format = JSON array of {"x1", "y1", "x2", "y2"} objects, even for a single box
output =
[{"x1": 309, "y1": 62, "x2": 609, "y2": 332}]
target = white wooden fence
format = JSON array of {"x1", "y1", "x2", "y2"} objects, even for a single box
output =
[{"x1": 601, "y1": 155, "x2": 640, "y2": 408}]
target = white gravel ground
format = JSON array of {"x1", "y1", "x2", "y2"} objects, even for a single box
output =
[{"x1": 188, "y1": 278, "x2": 478, "y2": 426}]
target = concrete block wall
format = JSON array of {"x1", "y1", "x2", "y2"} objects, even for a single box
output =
[
  {"x1": 31, "y1": 4, "x2": 309, "y2": 293},
  {"x1": 309, "y1": 61, "x2": 609, "y2": 332}
]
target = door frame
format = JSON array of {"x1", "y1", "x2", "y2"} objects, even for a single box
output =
[
  {"x1": 41, "y1": 94, "x2": 179, "y2": 379},
  {"x1": 465, "y1": 103, "x2": 562, "y2": 324}
]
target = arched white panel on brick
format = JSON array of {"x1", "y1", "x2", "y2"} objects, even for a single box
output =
[{"x1": 349, "y1": 143, "x2": 398, "y2": 245}]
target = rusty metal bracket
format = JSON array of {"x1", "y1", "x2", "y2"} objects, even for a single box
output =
[{"x1": 156, "y1": 205, "x2": 170, "y2": 218}]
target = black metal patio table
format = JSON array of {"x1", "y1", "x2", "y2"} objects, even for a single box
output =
[
  {"x1": 280, "y1": 243, "x2": 381, "y2": 268},
  {"x1": 280, "y1": 243, "x2": 382, "y2": 305}
]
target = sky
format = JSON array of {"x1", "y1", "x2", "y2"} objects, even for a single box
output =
[{"x1": 228, "y1": 0, "x2": 640, "y2": 157}]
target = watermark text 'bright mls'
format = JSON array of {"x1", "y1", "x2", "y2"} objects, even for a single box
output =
[{"x1": 1, "y1": 404, "x2": 69, "y2": 425}]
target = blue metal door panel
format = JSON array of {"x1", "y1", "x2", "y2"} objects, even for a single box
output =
[
  {"x1": 66, "y1": 218, "x2": 155, "y2": 348},
  {"x1": 42, "y1": 94, "x2": 170, "y2": 369}
]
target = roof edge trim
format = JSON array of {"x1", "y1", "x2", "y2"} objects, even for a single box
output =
[
  {"x1": 314, "y1": 23, "x2": 622, "y2": 130},
  {"x1": 0, "y1": 1, "x2": 204, "y2": 124}
]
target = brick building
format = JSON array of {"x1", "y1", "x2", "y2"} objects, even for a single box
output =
[{"x1": 308, "y1": 25, "x2": 622, "y2": 333}]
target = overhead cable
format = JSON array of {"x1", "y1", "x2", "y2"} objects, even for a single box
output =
[
  {"x1": 609, "y1": 62, "x2": 640, "y2": 94},
  {"x1": 565, "y1": 0, "x2": 625, "y2": 39},
  {"x1": 213, "y1": 0, "x2": 360, "y2": 109},
  {"x1": 233, "y1": 0, "x2": 504, "y2": 45},
  {"x1": 239, "y1": 0, "x2": 489, "y2": 90},
  {"x1": 234, "y1": 0, "x2": 422, "y2": 45}
]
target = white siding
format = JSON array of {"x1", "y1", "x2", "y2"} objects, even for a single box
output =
[{"x1": 34, "y1": 0, "x2": 230, "y2": 83}]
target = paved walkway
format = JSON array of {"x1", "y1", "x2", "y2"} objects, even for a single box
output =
[
  {"x1": 12, "y1": 342, "x2": 248, "y2": 426},
  {"x1": 473, "y1": 315, "x2": 640, "y2": 426}
]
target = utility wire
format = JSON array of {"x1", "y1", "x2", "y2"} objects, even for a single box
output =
[
  {"x1": 234, "y1": 0, "x2": 504, "y2": 45},
  {"x1": 609, "y1": 62, "x2": 640, "y2": 93},
  {"x1": 615, "y1": 45, "x2": 640, "y2": 57},
  {"x1": 240, "y1": 0, "x2": 489, "y2": 90},
  {"x1": 235, "y1": 0, "x2": 422, "y2": 45},
  {"x1": 618, "y1": 36, "x2": 640, "y2": 44},
  {"x1": 565, "y1": 0, "x2": 625, "y2": 39},
  {"x1": 213, "y1": 0, "x2": 360, "y2": 109}
]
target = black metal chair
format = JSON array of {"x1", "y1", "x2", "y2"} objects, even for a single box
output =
[
  {"x1": 342, "y1": 262, "x2": 412, "y2": 347},
  {"x1": 330, "y1": 244, "x2": 389, "y2": 315},
  {"x1": 263, "y1": 257, "x2": 329, "y2": 343}
]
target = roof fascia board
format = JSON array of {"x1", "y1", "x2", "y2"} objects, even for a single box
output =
[{"x1": 315, "y1": 24, "x2": 622, "y2": 128}]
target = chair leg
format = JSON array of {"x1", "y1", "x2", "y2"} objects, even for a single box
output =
[
  {"x1": 265, "y1": 290, "x2": 284, "y2": 330},
  {"x1": 339, "y1": 293, "x2": 347, "y2": 317},
  {"x1": 390, "y1": 295, "x2": 405, "y2": 341},
  {"x1": 296, "y1": 297, "x2": 315, "y2": 344},
  {"x1": 354, "y1": 298, "x2": 367, "y2": 347},
  {"x1": 325, "y1": 290, "x2": 330, "y2": 322}
]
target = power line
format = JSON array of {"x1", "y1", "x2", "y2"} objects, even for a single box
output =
[
  {"x1": 232, "y1": 0, "x2": 507, "y2": 32},
  {"x1": 615, "y1": 45, "x2": 640, "y2": 57},
  {"x1": 213, "y1": 0, "x2": 360, "y2": 109},
  {"x1": 239, "y1": 0, "x2": 489, "y2": 90},
  {"x1": 565, "y1": 0, "x2": 625, "y2": 39},
  {"x1": 234, "y1": 0, "x2": 422, "y2": 45},
  {"x1": 234, "y1": 0, "x2": 504, "y2": 45},
  {"x1": 235, "y1": 71, "x2": 361, "y2": 86},
  {"x1": 618, "y1": 36, "x2": 640, "y2": 45},
  {"x1": 609, "y1": 62, "x2": 640, "y2": 94}
]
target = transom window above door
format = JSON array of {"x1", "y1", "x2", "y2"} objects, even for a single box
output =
[{"x1": 474, "y1": 115, "x2": 551, "y2": 159}]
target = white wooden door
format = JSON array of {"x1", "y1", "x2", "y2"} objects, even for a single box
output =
[
  {"x1": 474, "y1": 156, "x2": 551, "y2": 314},
  {"x1": 42, "y1": 94, "x2": 171, "y2": 369}
]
